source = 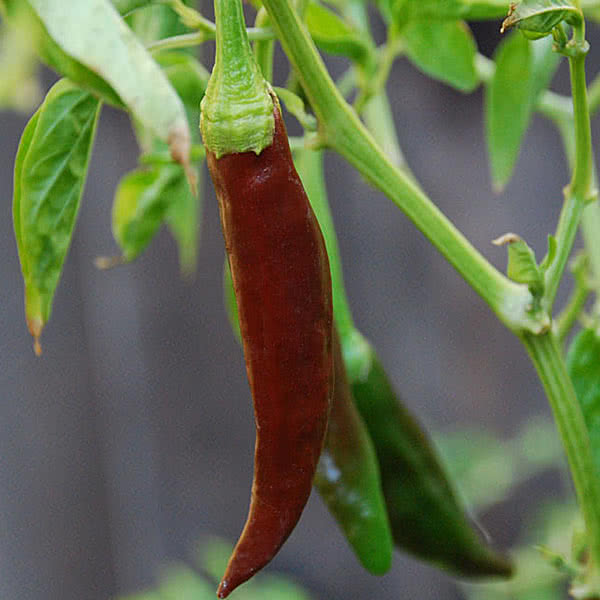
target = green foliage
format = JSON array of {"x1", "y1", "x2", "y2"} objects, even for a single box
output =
[
  {"x1": 112, "y1": 163, "x2": 198, "y2": 273},
  {"x1": 567, "y1": 328, "x2": 600, "y2": 475},
  {"x1": 485, "y1": 34, "x2": 559, "y2": 190},
  {"x1": 402, "y1": 20, "x2": 479, "y2": 92},
  {"x1": 13, "y1": 79, "x2": 101, "y2": 352},
  {"x1": 27, "y1": 0, "x2": 190, "y2": 162},
  {"x1": 502, "y1": 0, "x2": 581, "y2": 39},
  {"x1": 305, "y1": 0, "x2": 374, "y2": 68}
]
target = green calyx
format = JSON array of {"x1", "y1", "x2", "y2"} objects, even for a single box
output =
[{"x1": 200, "y1": 0, "x2": 274, "y2": 158}]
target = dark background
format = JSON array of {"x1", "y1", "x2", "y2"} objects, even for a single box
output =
[{"x1": 0, "y1": 5, "x2": 598, "y2": 600}]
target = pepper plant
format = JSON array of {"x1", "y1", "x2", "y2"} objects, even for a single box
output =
[{"x1": 3, "y1": 0, "x2": 600, "y2": 598}]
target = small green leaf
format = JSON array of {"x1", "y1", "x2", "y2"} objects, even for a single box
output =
[
  {"x1": 402, "y1": 20, "x2": 479, "y2": 92},
  {"x1": 486, "y1": 31, "x2": 532, "y2": 189},
  {"x1": 493, "y1": 234, "x2": 543, "y2": 292},
  {"x1": 273, "y1": 87, "x2": 318, "y2": 131},
  {"x1": 305, "y1": 0, "x2": 374, "y2": 67},
  {"x1": 501, "y1": 0, "x2": 581, "y2": 39},
  {"x1": 507, "y1": 239, "x2": 541, "y2": 290},
  {"x1": 14, "y1": 79, "x2": 101, "y2": 353},
  {"x1": 566, "y1": 328, "x2": 600, "y2": 475},
  {"x1": 485, "y1": 33, "x2": 559, "y2": 189},
  {"x1": 112, "y1": 163, "x2": 196, "y2": 267},
  {"x1": 540, "y1": 234, "x2": 557, "y2": 272},
  {"x1": 27, "y1": 0, "x2": 191, "y2": 164}
]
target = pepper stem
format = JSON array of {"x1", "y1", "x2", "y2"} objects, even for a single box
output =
[{"x1": 200, "y1": 0, "x2": 274, "y2": 158}]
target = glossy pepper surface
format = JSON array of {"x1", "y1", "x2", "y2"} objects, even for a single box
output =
[
  {"x1": 208, "y1": 101, "x2": 333, "y2": 596},
  {"x1": 201, "y1": 5, "x2": 334, "y2": 589},
  {"x1": 314, "y1": 328, "x2": 393, "y2": 575}
]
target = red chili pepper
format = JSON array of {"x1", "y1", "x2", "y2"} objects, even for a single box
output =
[{"x1": 207, "y1": 98, "x2": 333, "y2": 598}]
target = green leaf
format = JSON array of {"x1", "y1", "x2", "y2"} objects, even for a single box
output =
[
  {"x1": 154, "y1": 51, "x2": 209, "y2": 115},
  {"x1": 402, "y1": 20, "x2": 479, "y2": 93},
  {"x1": 165, "y1": 164, "x2": 201, "y2": 275},
  {"x1": 485, "y1": 33, "x2": 558, "y2": 189},
  {"x1": 273, "y1": 87, "x2": 318, "y2": 131},
  {"x1": 459, "y1": 0, "x2": 512, "y2": 20},
  {"x1": 393, "y1": 0, "x2": 466, "y2": 23},
  {"x1": 112, "y1": 0, "x2": 153, "y2": 14},
  {"x1": 393, "y1": 0, "x2": 512, "y2": 22},
  {"x1": 566, "y1": 328, "x2": 600, "y2": 475},
  {"x1": 112, "y1": 163, "x2": 197, "y2": 268},
  {"x1": 486, "y1": 32, "x2": 531, "y2": 188},
  {"x1": 493, "y1": 234, "x2": 544, "y2": 292},
  {"x1": 305, "y1": 0, "x2": 374, "y2": 67},
  {"x1": 501, "y1": 0, "x2": 581, "y2": 39},
  {"x1": 27, "y1": 0, "x2": 191, "y2": 164},
  {"x1": 14, "y1": 79, "x2": 101, "y2": 353},
  {"x1": 2, "y1": 0, "x2": 124, "y2": 108}
]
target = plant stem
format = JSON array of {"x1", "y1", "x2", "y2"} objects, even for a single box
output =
[
  {"x1": 521, "y1": 332, "x2": 600, "y2": 572},
  {"x1": 556, "y1": 254, "x2": 590, "y2": 344},
  {"x1": 261, "y1": 0, "x2": 546, "y2": 334},
  {"x1": 569, "y1": 52, "x2": 594, "y2": 203},
  {"x1": 544, "y1": 43, "x2": 596, "y2": 311},
  {"x1": 146, "y1": 27, "x2": 273, "y2": 52},
  {"x1": 543, "y1": 194, "x2": 585, "y2": 311},
  {"x1": 295, "y1": 149, "x2": 355, "y2": 339},
  {"x1": 253, "y1": 8, "x2": 274, "y2": 81}
]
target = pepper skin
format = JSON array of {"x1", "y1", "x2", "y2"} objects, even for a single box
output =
[
  {"x1": 349, "y1": 339, "x2": 512, "y2": 577},
  {"x1": 314, "y1": 329, "x2": 393, "y2": 575},
  {"x1": 208, "y1": 99, "x2": 333, "y2": 598}
]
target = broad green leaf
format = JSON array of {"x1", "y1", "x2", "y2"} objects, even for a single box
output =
[
  {"x1": 305, "y1": 0, "x2": 374, "y2": 67},
  {"x1": 1, "y1": 0, "x2": 123, "y2": 107},
  {"x1": 14, "y1": 79, "x2": 101, "y2": 353},
  {"x1": 501, "y1": 0, "x2": 581, "y2": 39},
  {"x1": 402, "y1": 20, "x2": 479, "y2": 92},
  {"x1": 485, "y1": 33, "x2": 559, "y2": 189},
  {"x1": 27, "y1": 0, "x2": 191, "y2": 164},
  {"x1": 112, "y1": 163, "x2": 197, "y2": 268},
  {"x1": 566, "y1": 328, "x2": 600, "y2": 474}
]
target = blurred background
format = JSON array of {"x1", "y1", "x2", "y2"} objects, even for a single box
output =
[{"x1": 1, "y1": 3, "x2": 599, "y2": 599}]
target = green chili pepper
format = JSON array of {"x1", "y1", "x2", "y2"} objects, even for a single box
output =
[
  {"x1": 294, "y1": 147, "x2": 512, "y2": 578},
  {"x1": 314, "y1": 328, "x2": 394, "y2": 575}
]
